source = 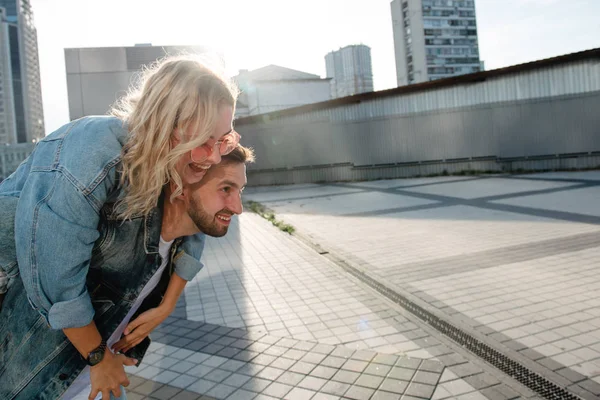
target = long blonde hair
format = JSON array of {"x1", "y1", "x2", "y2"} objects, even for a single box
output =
[{"x1": 111, "y1": 55, "x2": 239, "y2": 219}]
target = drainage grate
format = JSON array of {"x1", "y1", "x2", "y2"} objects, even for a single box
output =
[{"x1": 327, "y1": 257, "x2": 582, "y2": 400}]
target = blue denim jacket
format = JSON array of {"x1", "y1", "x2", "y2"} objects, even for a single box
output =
[
  {"x1": 0, "y1": 193, "x2": 186, "y2": 399},
  {"x1": 0, "y1": 116, "x2": 205, "y2": 329}
]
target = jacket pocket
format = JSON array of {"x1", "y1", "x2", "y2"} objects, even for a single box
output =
[{"x1": 92, "y1": 299, "x2": 114, "y2": 319}]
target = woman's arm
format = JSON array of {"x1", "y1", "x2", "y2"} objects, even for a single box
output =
[{"x1": 111, "y1": 273, "x2": 187, "y2": 353}]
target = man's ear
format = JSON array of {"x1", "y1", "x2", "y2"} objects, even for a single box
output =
[{"x1": 170, "y1": 181, "x2": 191, "y2": 203}]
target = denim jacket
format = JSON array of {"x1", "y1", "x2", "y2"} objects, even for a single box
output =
[
  {"x1": 0, "y1": 116, "x2": 205, "y2": 330},
  {"x1": 0, "y1": 192, "x2": 190, "y2": 399}
]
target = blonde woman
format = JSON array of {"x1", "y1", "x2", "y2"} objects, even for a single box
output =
[{"x1": 0, "y1": 55, "x2": 240, "y2": 399}]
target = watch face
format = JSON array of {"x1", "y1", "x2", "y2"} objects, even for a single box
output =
[{"x1": 89, "y1": 350, "x2": 104, "y2": 366}]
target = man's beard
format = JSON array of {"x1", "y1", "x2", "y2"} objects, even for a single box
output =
[{"x1": 188, "y1": 197, "x2": 231, "y2": 237}]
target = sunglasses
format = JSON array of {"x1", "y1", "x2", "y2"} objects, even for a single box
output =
[{"x1": 190, "y1": 130, "x2": 241, "y2": 163}]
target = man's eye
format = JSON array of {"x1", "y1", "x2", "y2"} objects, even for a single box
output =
[{"x1": 221, "y1": 187, "x2": 231, "y2": 193}]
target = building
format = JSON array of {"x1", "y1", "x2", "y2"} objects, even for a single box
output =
[
  {"x1": 325, "y1": 45, "x2": 374, "y2": 98},
  {"x1": 65, "y1": 44, "x2": 214, "y2": 120},
  {"x1": 235, "y1": 48, "x2": 600, "y2": 186},
  {"x1": 391, "y1": 0, "x2": 481, "y2": 86},
  {"x1": 0, "y1": 0, "x2": 44, "y2": 145},
  {"x1": 234, "y1": 65, "x2": 331, "y2": 118}
]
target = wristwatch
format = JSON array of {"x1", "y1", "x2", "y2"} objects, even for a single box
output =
[{"x1": 85, "y1": 339, "x2": 107, "y2": 366}]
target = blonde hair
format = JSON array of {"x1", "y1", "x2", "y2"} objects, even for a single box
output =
[{"x1": 111, "y1": 55, "x2": 239, "y2": 219}]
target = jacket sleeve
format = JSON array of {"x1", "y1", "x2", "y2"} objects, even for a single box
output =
[
  {"x1": 14, "y1": 144, "x2": 119, "y2": 330},
  {"x1": 173, "y1": 233, "x2": 206, "y2": 281}
]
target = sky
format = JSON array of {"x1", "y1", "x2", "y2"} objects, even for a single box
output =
[{"x1": 31, "y1": 0, "x2": 600, "y2": 134}]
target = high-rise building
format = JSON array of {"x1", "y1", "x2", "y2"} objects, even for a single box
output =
[
  {"x1": 325, "y1": 45, "x2": 374, "y2": 98},
  {"x1": 391, "y1": 0, "x2": 481, "y2": 86},
  {"x1": 0, "y1": 0, "x2": 44, "y2": 145},
  {"x1": 65, "y1": 45, "x2": 214, "y2": 120}
]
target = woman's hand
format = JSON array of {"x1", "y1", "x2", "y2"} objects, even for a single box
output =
[
  {"x1": 111, "y1": 305, "x2": 171, "y2": 353},
  {"x1": 89, "y1": 351, "x2": 137, "y2": 400}
]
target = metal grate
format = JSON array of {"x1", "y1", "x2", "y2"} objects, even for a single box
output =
[{"x1": 325, "y1": 256, "x2": 582, "y2": 400}]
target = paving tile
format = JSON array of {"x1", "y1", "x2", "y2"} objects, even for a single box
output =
[
  {"x1": 269, "y1": 356, "x2": 296, "y2": 370},
  {"x1": 169, "y1": 389, "x2": 201, "y2": 400},
  {"x1": 320, "y1": 380, "x2": 351, "y2": 396},
  {"x1": 364, "y1": 363, "x2": 392, "y2": 377},
  {"x1": 311, "y1": 393, "x2": 341, "y2": 400},
  {"x1": 354, "y1": 373, "x2": 385, "y2": 389},
  {"x1": 277, "y1": 371, "x2": 307, "y2": 386},
  {"x1": 168, "y1": 374, "x2": 198, "y2": 389},
  {"x1": 388, "y1": 367, "x2": 416, "y2": 382},
  {"x1": 226, "y1": 389, "x2": 257, "y2": 400},
  {"x1": 153, "y1": 370, "x2": 180, "y2": 385},
  {"x1": 331, "y1": 369, "x2": 360, "y2": 384},
  {"x1": 379, "y1": 379, "x2": 409, "y2": 394},
  {"x1": 344, "y1": 385, "x2": 376, "y2": 400},
  {"x1": 371, "y1": 391, "x2": 402, "y2": 400},
  {"x1": 373, "y1": 354, "x2": 400, "y2": 366},
  {"x1": 255, "y1": 366, "x2": 285, "y2": 381},
  {"x1": 242, "y1": 377, "x2": 272, "y2": 393},
  {"x1": 395, "y1": 358, "x2": 422, "y2": 370},
  {"x1": 205, "y1": 383, "x2": 237, "y2": 399},
  {"x1": 320, "y1": 356, "x2": 347, "y2": 369},
  {"x1": 289, "y1": 361, "x2": 317, "y2": 375},
  {"x1": 222, "y1": 373, "x2": 252, "y2": 388},
  {"x1": 204, "y1": 369, "x2": 232, "y2": 383},
  {"x1": 149, "y1": 385, "x2": 182, "y2": 400},
  {"x1": 412, "y1": 370, "x2": 440, "y2": 386},
  {"x1": 297, "y1": 375, "x2": 328, "y2": 391},
  {"x1": 236, "y1": 363, "x2": 265, "y2": 377},
  {"x1": 404, "y1": 382, "x2": 436, "y2": 399},
  {"x1": 132, "y1": 380, "x2": 165, "y2": 396},
  {"x1": 341, "y1": 359, "x2": 369, "y2": 373},
  {"x1": 187, "y1": 379, "x2": 217, "y2": 395},
  {"x1": 262, "y1": 382, "x2": 294, "y2": 398},
  {"x1": 305, "y1": 364, "x2": 336, "y2": 379},
  {"x1": 220, "y1": 359, "x2": 247, "y2": 373},
  {"x1": 284, "y1": 387, "x2": 318, "y2": 400}
]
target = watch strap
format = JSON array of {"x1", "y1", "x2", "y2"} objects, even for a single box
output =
[{"x1": 85, "y1": 339, "x2": 107, "y2": 366}]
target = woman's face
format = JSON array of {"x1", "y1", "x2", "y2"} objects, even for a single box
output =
[{"x1": 174, "y1": 104, "x2": 237, "y2": 185}]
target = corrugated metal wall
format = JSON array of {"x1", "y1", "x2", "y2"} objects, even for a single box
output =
[
  {"x1": 236, "y1": 59, "x2": 600, "y2": 184},
  {"x1": 239, "y1": 91, "x2": 600, "y2": 170},
  {"x1": 244, "y1": 59, "x2": 600, "y2": 124}
]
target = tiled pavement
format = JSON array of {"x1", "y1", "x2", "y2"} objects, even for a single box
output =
[
  {"x1": 243, "y1": 171, "x2": 600, "y2": 400},
  {"x1": 116, "y1": 174, "x2": 568, "y2": 399}
]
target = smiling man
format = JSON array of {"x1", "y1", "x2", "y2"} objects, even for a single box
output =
[{"x1": 0, "y1": 145, "x2": 255, "y2": 400}]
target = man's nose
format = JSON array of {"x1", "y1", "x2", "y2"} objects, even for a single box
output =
[{"x1": 229, "y1": 196, "x2": 243, "y2": 215}]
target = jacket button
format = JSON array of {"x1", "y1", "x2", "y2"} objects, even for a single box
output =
[{"x1": 59, "y1": 373, "x2": 69, "y2": 380}]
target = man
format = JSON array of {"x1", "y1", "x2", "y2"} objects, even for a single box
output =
[{"x1": 0, "y1": 145, "x2": 254, "y2": 400}]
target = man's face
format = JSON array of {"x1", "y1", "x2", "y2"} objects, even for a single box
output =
[{"x1": 187, "y1": 161, "x2": 246, "y2": 237}]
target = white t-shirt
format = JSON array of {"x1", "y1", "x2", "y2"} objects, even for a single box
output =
[{"x1": 62, "y1": 237, "x2": 174, "y2": 400}]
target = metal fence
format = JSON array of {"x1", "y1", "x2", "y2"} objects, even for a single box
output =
[{"x1": 236, "y1": 90, "x2": 600, "y2": 185}]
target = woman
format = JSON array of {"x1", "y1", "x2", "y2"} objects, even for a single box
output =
[{"x1": 0, "y1": 55, "x2": 240, "y2": 399}]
